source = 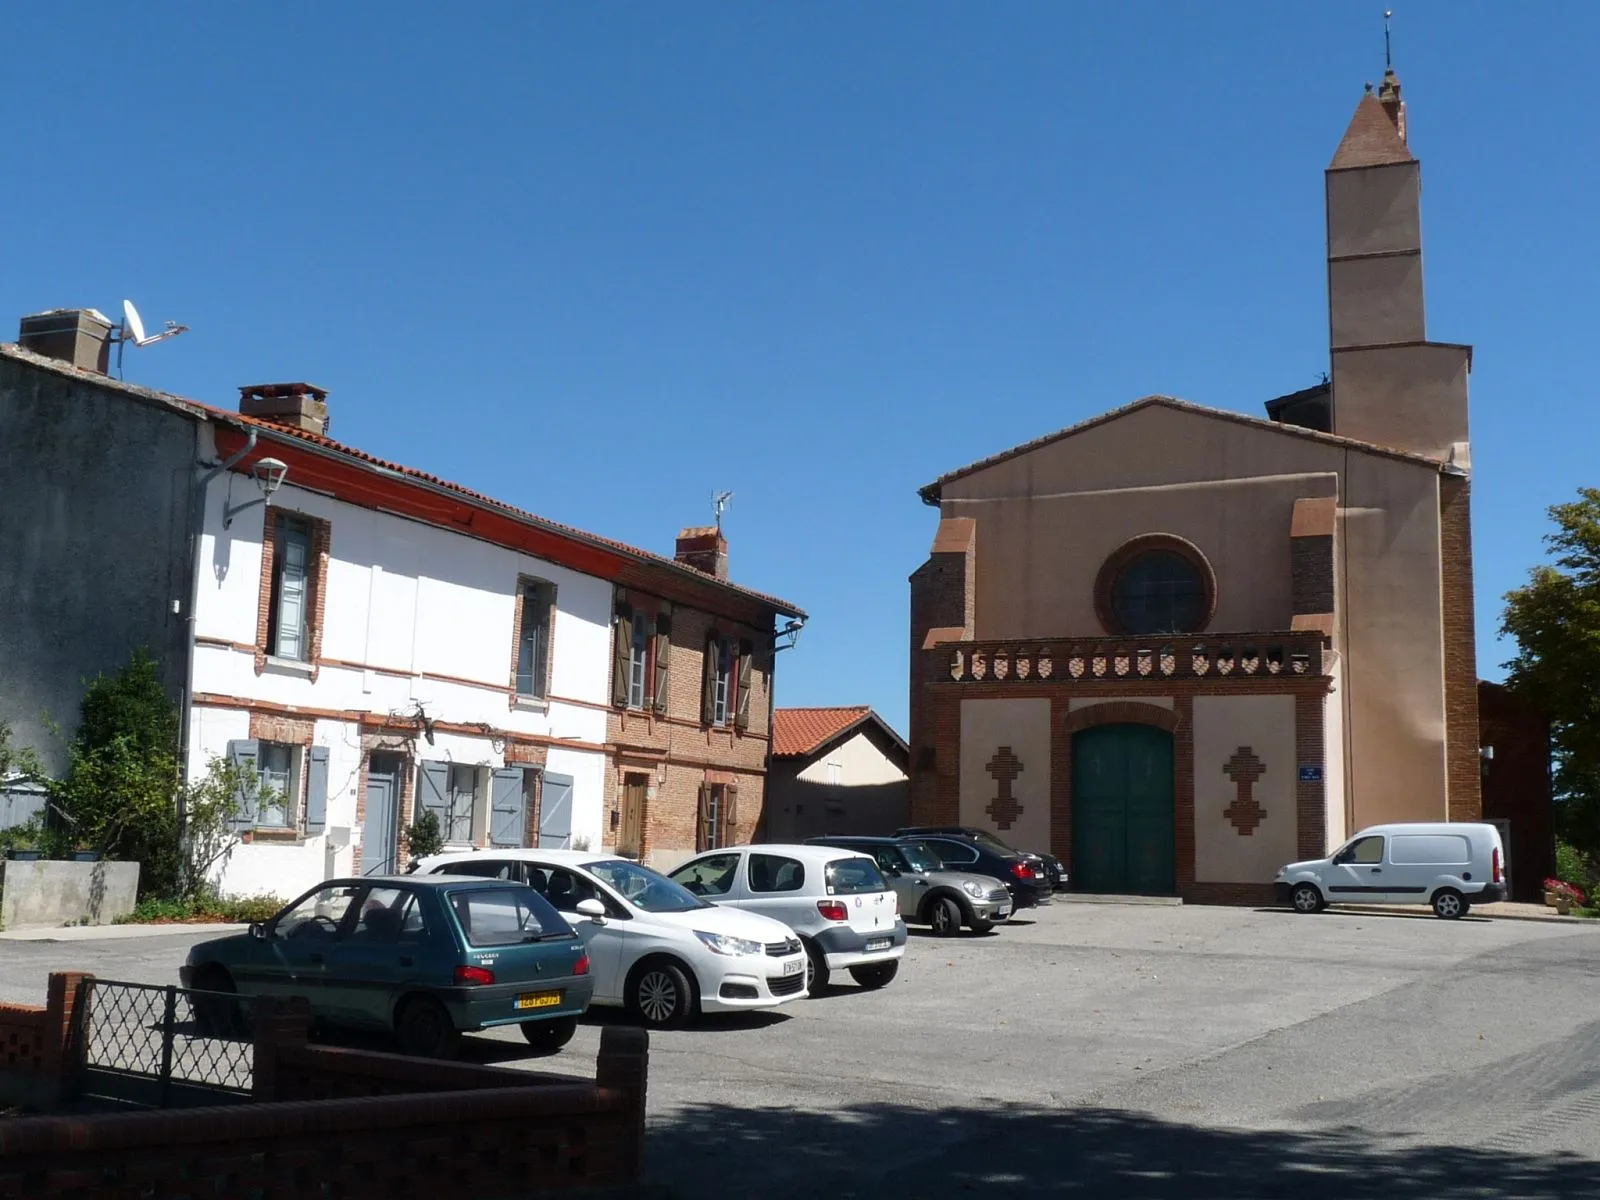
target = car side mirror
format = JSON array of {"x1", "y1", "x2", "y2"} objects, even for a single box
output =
[
  {"x1": 575, "y1": 898, "x2": 607, "y2": 924},
  {"x1": 249, "y1": 922, "x2": 268, "y2": 941}
]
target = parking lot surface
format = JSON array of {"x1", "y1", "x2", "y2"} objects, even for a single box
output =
[{"x1": 5, "y1": 903, "x2": 1599, "y2": 1197}]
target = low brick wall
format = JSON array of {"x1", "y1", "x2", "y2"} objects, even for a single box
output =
[
  {"x1": 0, "y1": 980, "x2": 649, "y2": 1195},
  {"x1": 0, "y1": 973, "x2": 88, "y2": 1110}
]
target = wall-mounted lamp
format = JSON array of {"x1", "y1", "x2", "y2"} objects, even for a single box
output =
[
  {"x1": 775, "y1": 617, "x2": 807, "y2": 653},
  {"x1": 1480, "y1": 743, "x2": 1495, "y2": 780},
  {"x1": 223, "y1": 458, "x2": 289, "y2": 528}
]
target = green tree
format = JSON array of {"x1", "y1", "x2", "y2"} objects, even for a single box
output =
[{"x1": 1501, "y1": 487, "x2": 1600, "y2": 858}]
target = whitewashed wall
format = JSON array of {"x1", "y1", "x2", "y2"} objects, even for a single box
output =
[{"x1": 186, "y1": 463, "x2": 610, "y2": 897}]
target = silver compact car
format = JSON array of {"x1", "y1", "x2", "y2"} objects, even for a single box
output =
[{"x1": 807, "y1": 836, "x2": 1011, "y2": 935}]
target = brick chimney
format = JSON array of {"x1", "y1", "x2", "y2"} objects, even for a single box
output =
[
  {"x1": 17, "y1": 309, "x2": 113, "y2": 374},
  {"x1": 1377, "y1": 66, "x2": 1406, "y2": 143},
  {"x1": 675, "y1": 526, "x2": 728, "y2": 578},
  {"x1": 238, "y1": 382, "x2": 329, "y2": 437}
]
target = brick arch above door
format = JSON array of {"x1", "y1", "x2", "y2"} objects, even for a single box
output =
[{"x1": 1063, "y1": 701, "x2": 1180, "y2": 735}]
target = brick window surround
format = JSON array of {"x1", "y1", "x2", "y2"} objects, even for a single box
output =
[
  {"x1": 507, "y1": 576, "x2": 559, "y2": 708},
  {"x1": 242, "y1": 711, "x2": 316, "y2": 844},
  {"x1": 1093, "y1": 533, "x2": 1217, "y2": 637},
  {"x1": 254, "y1": 506, "x2": 331, "y2": 680}
]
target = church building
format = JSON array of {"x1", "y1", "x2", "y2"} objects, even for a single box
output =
[{"x1": 908, "y1": 64, "x2": 1494, "y2": 905}]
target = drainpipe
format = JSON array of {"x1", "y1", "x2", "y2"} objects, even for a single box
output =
[{"x1": 176, "y1": 423, "x2": 257, "y2": 815}]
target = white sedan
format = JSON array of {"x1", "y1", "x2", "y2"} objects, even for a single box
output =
[{"x1": 413, "y1": 848, "x2": 808, "y2": 1028}]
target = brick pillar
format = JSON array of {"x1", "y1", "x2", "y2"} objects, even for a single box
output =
[
  {"x1": 596, "y1": 1025, "x2": 649, "y2": 1179},
  {"x1": 42, "y1": 971, "x2": 92, "y2": 1105},
  {"x1": 252, "y1": 995, "x2": 311, "y2": 1101}
]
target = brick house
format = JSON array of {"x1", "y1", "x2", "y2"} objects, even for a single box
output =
[
  {"x1": 907, "y1": 65, "x2": 1539, "y2": 904},
  {"x1": 0, "y1": 335, "x2": 803, "y2": 896}
]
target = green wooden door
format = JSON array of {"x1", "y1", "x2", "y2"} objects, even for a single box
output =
[{"x1": 1071, "y1": 724, "x2": 1175, "y2": 894}]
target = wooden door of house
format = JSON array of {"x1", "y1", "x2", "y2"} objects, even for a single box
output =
[
  {"x1": 618, "y1": 774, "x2": 647, "y2": 858},
  {"x1": 1071, "y1": 724, "x2": 1175, "y2": 894}
]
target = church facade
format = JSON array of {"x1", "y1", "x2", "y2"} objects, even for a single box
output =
[{"x1": 907, "y1": 67, "x2": 1485, "y2": 905}]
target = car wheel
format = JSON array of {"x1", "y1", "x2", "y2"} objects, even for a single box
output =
[
  {"x1": 520, "y1": 1016, "x2": 577, "y2": 1052},
  {"x1": 1290, "y1": 883, "x2": 1325, "y2": 914},
  {"x1": 395, "y1": 995, "x2": 460, "y2": 1058},
  {"x1": 803, "y1": 939, "x2": 831, "y2": 994},
  {"x1": 189, "y1": 966, "x2": 243, "y2": 1038},
  {"x1": 928, "y1": 896, "x2": 963, "y2": 938},
  {"x1": 848, "y1": 961, "x2": 899, "y2": 989},
  {"x1": 1432, "y1": 889, "x2": 1466, "y2": 920},
  {"x1": 629, "y1": 960, "x2": 694, "y2": 1029}
]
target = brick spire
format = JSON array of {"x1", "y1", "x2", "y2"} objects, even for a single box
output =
[{"x1": 1329, "y1": 88, "x2": 1412, "y2": 170}]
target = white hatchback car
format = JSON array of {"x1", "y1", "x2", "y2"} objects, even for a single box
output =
[
  {"x1": 413, "y1": 848, "x2": 808, "y2": 1028},
  {"x1": 668, "y1": 844, "x2": 907, "y2": 992}
]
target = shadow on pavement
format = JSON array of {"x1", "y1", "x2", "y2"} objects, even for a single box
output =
[{"x1": 567, "y1": 1100, "x2": 1598, "y2": 1199}]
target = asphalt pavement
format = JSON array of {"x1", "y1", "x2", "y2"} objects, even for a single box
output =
[{"x1": 3, "y1": 903, "x2": 1597, "y2": 1197}]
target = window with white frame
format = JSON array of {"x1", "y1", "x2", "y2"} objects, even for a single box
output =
[
  {"x1": 515, "y1": 579, "x2": 555, "y2": 699},
  {"x1": 712, "y1": 637, "x2": 733, "y2": 726},
  {"x1": 627, "y1": 613, "x2": 650, "y2": 709},
  {"x1": 256, "y1": 742, "x2": 298, "y2": 828},
  {"x1": 267, "y1": 514, "x2": 314, "y2": 661},
  {"x1": 446, "y1": 764, "x2": 478, "y2": 844}
]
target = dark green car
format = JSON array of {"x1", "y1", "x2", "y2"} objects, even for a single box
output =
[{"x1": 180, "y1": 875, "x2": 594, "y2": 1056}]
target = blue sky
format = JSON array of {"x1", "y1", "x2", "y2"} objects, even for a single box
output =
[{"x1": 4, "y1": 3, "x2": 1595, "y2": 735}]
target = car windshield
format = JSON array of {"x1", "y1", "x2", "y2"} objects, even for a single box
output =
[
  {"x1": 586, "y1": 859, "x2": 708, "y2": 913},
  {"x1": 968, "y1": 830, "x2": 1018, "y2": 855},
  {"x1": 825, "y1": 857, "x2": 888, "y2": 896},
  {"x1": 899, "y1": 842, "x2": 944, "y2": 872},
  {"x1": 448, "y1": 886, "x2": 572, "y2": 947}
]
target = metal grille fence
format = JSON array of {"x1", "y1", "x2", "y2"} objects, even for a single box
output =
[{"x1": 77, "y1": 979, "x2": 256, "y2": 1107}]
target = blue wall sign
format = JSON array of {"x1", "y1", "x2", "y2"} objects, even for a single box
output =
[{"x1": 1298, "y1": 766, "x2": 1324, "y2": 783}]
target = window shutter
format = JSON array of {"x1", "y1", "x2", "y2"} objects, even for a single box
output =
[
  {"x1": 696, "y1": 784, "x2": 712, "y2": 853},
  {"x1": 652, "y1": 606, "x2": 672, "y2": 714},
  {"x1": 612, "y1": 599, "x2": 633, "y2": 708},
  {"x1": 701, "y1": 635, "x2": 719, "y2": 726},
  {"x1": 227, "y1": 740, "x2": 260, "y2": 830},
  {"x1": 734, "y1": 639, "x2": 755, "y2": 732},
  {"x1": 538, "y1": 773, "x2": 574, "y2": 849},
  {"x1": 305, "y1": 746, "x2": 329, "y2": 834},
  {"x1": 724, "y1": 783, "x2": 739, "y2": 846},
  {"x1": 419, "y1": 760, "x2": 451, "y2": 830},
  {"x1": 489, "y1": 767, "x2": 525, "y2": 847},
  {"x1": 275, "y1": 523, "x2": 311, "y2": 660}
]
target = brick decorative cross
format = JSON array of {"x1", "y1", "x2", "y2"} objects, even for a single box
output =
[
  {"x1": 1222, "y1": 747, "x2": 1267, "y2": 835},
  {"x1": 985, "y1": 746, "x2": 1024, "y2": 830}
]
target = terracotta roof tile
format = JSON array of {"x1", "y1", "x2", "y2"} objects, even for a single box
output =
[
  {"x1": 1329, "y1": 93, "x2": 1414, "y2": 170},
  {"x1": 772, "y1": 707, "x2": 875, "y2": 758},
  {"x1": 0, "y1": 343, "x2": 803, "y2": 617}
]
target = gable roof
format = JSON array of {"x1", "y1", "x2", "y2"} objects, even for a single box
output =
[
  {"x1": 1329, "y1": 93, "x2": 1414, "y2": 170},
  {"x1": 772, "y1": 707, "x2": 908, "y2": 761},
  {"x1": 0, "y1": 343, "x2": 803, "y2": 619},
  {"x1": 918, "y1": 393, "x2": 1447, "y2": 505}
]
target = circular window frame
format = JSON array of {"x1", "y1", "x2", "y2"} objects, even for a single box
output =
[{"x1": 1093, "y1": 534, "x2": 1217, "y2": 637}]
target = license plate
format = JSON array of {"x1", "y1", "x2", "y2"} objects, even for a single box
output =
[
  {"x1": 996, "y1": 906, "x2": 1011, "y2": 918},
  {"x1": 865, "y1": 938, "x2": 891, "y2": 952},
  {"x1": 781, "y1": 958, "x2": 804, "y2": 976},
  {"x1": 515, "y1": 991, "x2": 562, "y2": 1010}
]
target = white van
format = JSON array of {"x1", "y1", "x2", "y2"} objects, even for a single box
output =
[{"x1": 1275, "y1": 822, "x2": 1506, "y2": 919}]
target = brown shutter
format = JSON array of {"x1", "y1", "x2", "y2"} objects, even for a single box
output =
[
  {"x1": 612, "y1": 594, "x2": 633, "y2": 708},
  {"x1": 701, "y1": 634, "x2": 719, "y2": 726},
  {"x1": 695, "y1": 784, "x2": 711, "y2": 853},
  {"x1": 652, "y1": 605, "x2": 672, "y2": 714},
  {"x1": 734, "y1": 639, "x2": 755, "y2": 731},
  {"x1": 723, "y1": 783, "x2": 739, "y2": 846}
]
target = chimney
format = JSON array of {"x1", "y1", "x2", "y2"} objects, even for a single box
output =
[
  {"x1": 675, "y1": 526, "x2": 728, "y2": 579},
  {"x1": 238, "y1": 382, "x2": 329, "y2": 437},
  {"x1": 18, "y1": 309, "x2": 113, "y2": 374},
  {"x1": 1377, "y1": 67, "x2": 1406, "y2": 142}
]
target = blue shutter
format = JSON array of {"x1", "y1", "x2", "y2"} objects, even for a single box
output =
[
  {"x1": 275, "y1": 523, "x2": 311, "y2": 660},
  {"x1": 538, "y1": 773, "x2": 574, "y2": 849},
  {"x1": 305, "y1": 746, "x2": 330, "y2": 834},
  {"x1": 489, "y1": 768, "x2": 525, "y2": 848},
  {"x1": 419, "y1": 760, "x2": 450, "y2": 831},
  {"x1": 227, "y1": 740, "x2": 260, "y2": 830}
]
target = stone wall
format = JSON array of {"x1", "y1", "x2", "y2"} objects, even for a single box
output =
[{"x1": 0, "y1": 859, "x2": 140, "y2": 929}]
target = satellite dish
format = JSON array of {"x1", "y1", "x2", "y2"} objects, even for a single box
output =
[
  {"x1": 111, "y1": 299, "x2": 189, "y2": 373},
  {"x1": 122, "y1": 299, "x2": 147, "y2": 346}
]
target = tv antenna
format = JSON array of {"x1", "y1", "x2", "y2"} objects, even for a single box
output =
[
  {"x1": 713, "y1": 490, "x2": 733, "y2": 532},
  {"x1": 112, "y1": 299, "x2": 189, "y2": 375}
]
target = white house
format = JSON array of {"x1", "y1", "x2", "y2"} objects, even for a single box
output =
[{"x1": 180, "y1": 382, "x2": 803, "y2": 898}]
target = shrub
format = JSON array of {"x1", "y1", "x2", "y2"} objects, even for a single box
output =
[
  {"x1": 116, "y1": 893, "x2": 286, "y2": 926},
  {"x1": 403, "y1": 809, "x2": 444, "y2": 862},
  {"x1": 1555, "y1": 840, "x2": 1594, "y2": 890}
]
